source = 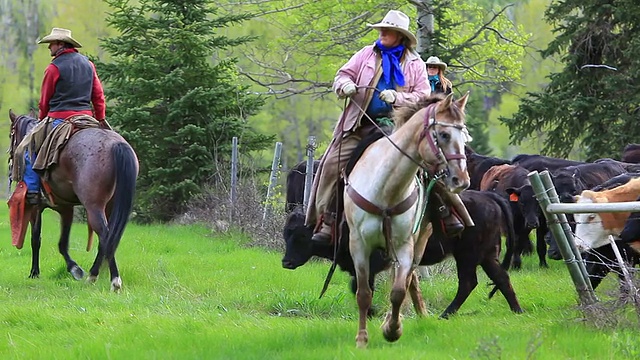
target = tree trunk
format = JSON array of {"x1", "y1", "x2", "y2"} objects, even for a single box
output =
[{"x1": 415, "y1": 0, "x2": 434, "y2": 57}]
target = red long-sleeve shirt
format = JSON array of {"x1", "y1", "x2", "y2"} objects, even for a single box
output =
[{"x1": 38, "y1": 48, "x2": 106, "y2": 121}]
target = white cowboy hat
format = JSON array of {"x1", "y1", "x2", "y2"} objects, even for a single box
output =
[
  {"x1": 425, "y1": 56, "x2": 447, "y2": 71},
  {"x1": 37, "y1": 28, "x2": 82, "y2": 48},
  {"x1": 367, "y1": 10, "x2": 417, "y2": 47}
]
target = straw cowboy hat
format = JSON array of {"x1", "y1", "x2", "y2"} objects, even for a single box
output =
[
  {"x1": 425, "y1": 56, "x2": 447, "y2": 71},
  {"x1": 37, "y1": 28, "x2": 83, "y2": 48},
  {"x1": 367, "y1": 10, "x2": 417, "y2": 47}
]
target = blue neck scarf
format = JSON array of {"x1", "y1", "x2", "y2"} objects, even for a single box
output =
[
  {"x1": 375, "y1": 40, "x2": 405, "y2": 87},
  {"x1": 428, "y1": 74, "x2": 440, "y2": 92}
]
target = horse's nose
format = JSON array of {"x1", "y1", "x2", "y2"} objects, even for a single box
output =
[{"x1": 449, "y1": 175, "x2": 470, "y2": 190}]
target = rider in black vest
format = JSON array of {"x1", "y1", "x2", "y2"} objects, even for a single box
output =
[{"x1": 22, "y1": 28, "x2": 106, "y2": 204}]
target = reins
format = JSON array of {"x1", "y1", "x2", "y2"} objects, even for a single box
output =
[{"x1": 348, "y1": 92, "x2": 467, "y2": 179}]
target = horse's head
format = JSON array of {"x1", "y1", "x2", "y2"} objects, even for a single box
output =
[
  {"x1": 8, "y1": 109, "x2": 38, "y2": 157},
  {"x1": 408, "y1": 92, "x2": 471, "y2": 193}
]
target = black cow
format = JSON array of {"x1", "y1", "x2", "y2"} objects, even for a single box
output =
[
  {"x1": 423, "y1": 190, "x2": 523, "y2": 318},
  {"x1": 515, "y1": 158, "x2": 626, "y2": 266},
  {"x1": 281, "y1": 160, "x2": 388, "y2": 298},
  {"x1": 622, "y1": 144, "x2": 640, "y2": 164},
  {"x1": 285, "y1": 160, "x2": 319, "y2": 213},
  {"x1": 621, "y1": 199, "x2": 640, "y2": 246},
  {"x1": 505, "y1": 154, "x2": 585, "y2": 265},
  {"x1": 480, "y1": 164, "x2": 541, "y2": 268},
  {"x1": 511, "y1": 154, "x2": 585, "y2": 173},
  {"x1": 585, "y1": 243, "x2": 640, "y2": 290},
  {"x1": 465, "y1": 146, "x2": 511, "y2": 190},
  {"x1": 282, "y1": 176, "x2": 523, "y2": 317},
  {"x1": 551, "y1": 160, "x2": 627, "y2": 203}
]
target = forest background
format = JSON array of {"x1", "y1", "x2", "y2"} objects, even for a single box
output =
[
  {"x1": 1, "y1": 0, "x2": 634, "y2": 222},
  {"x1": 0, "y1": 0, "x2": 557, "y2": 160}
]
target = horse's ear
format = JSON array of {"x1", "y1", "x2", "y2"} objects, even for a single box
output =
[
  {"x1": 29, "y1": 108, "x2": 36, "y2": 118},
  {"x1": 436, "y1": 93, "x2": 454, "y2": 112},
  {"x1": 9, "y1": 109, "x2": 16, "y2": 121},
  {"x1": 455, "y1": 91, "x2": 470, "y2": 111}
]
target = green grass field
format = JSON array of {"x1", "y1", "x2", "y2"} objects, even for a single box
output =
[{"x1": 1, "y1": 206, "x2": 638, "y2": 359}]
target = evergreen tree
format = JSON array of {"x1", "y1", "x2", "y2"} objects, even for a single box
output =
[
  {"x1": 97, "y1": 0, "x2": 273, "y2": 222},
  {"x1": 500, "y1": 0, "x2": 640, "y2": 160}
]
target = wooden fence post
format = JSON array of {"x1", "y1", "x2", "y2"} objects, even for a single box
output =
[
  {"x1": 263, "y1": 142, "x2": 283, "y2": 223},
  {"x1": 230, "y1": 137, "x2": 238, "y2": 222},
  {"x1": 303, "y1": 136, "x2": 316, "y2": 212}
]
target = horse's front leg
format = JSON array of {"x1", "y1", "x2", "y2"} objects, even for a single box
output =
[
  {"x1": 28, "y1": 206, "x2": 42, "y2": 278},
  {"x1": 349, "y1": 231, "x2": 372, "y2": 349},
  {"x1": 58, "y1": 206, "x2": 85, "y2": 280},
  {"x1": 382, "y1": 239, "x2": 413, "y2": 343}
]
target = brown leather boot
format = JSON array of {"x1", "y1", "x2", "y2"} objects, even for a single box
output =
[
  {"x1": 311, "y1": 222, "x2": 332, "y2": 244},
  {"x1": 434, "y1": 193, "x2": 464, "y2": 237},
  {"x1": 311, "y1": 213, "x2": 335, "y2": 244}
]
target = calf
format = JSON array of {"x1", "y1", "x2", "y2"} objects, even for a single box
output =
[
  {"x1": 480, "y1": 164, "x2": 541, "y2": 268},
  {"x1": 423, "y1": 190, "x2": 522, "y2": 318}
]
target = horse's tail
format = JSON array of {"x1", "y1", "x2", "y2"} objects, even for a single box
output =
[{"x1": 105, "y1": 142, "x2": 137, "y2": 260}]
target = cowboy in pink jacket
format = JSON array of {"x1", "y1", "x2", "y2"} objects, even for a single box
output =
[{"x1": 306, "y1": 10, "x2": 472, "y2": 243}]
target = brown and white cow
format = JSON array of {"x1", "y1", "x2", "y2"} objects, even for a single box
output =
[{"x1": 574, "y1": 178, "x2": 640, "y2": 252}]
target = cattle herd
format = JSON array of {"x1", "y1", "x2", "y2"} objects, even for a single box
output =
[{"x1": 280, "y1": 143, "x2": 640, "y2": 324}]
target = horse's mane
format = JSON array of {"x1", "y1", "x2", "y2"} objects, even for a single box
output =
[{"x1": 392, "y1": 93, "x2": 464, "y2": 129}]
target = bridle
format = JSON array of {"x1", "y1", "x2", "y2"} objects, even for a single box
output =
[
  {"x1": 417, "y1": 102, "x2": 467, "y2": 178},
  {"x1": 351, "y1": 97, "x2": 468, "y2": 179}
]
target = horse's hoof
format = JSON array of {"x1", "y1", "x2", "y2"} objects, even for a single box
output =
[
  {"x1": 87, "y1": 275, "x2": 98, "y2": 284},
  {"x1": 355, "y1": 330, "x2": 368, "y2": 349},
  {"x1": 382, "y1": 325, "x2": 403, "y2": 342},
  {"x1": 29, "y1": 271, "x2": 40, "y2": 279},
  {"x1": 381, "y1": 313, "x2": 403, "y2": 343},
  {"x1": 70, "y1": 265, "x2": 85, "y2": 280},
  {"x1": 111, "y1": 277, "x2": 122, "y2": 292}
]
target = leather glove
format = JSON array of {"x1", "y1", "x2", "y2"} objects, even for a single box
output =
[
  {"x1": 379, "y1": 89, "x2": 397, "y2": 104},
  {"x1": 341, "y1": 83, "x2": 357, "y2": 98}
]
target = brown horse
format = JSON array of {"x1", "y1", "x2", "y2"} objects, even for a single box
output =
[{"x1": 8, "y1": 110, "x2": 138, "y2": 291}]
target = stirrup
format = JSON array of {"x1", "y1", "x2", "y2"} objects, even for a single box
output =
[{"x1": 26, "y1": 192, "x2": 40, "y2": 205}]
